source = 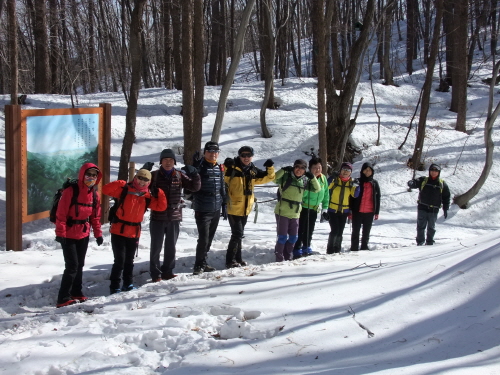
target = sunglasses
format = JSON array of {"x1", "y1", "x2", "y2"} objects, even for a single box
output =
[
  {"x1": 206, "y1": 149, "x2": 220, "y2": 153},
  {"x1": 240, "y1": 153, "x2": 253, "y2": 158},
  {"x1": 85, "y1": 173, "x2": 98, "y2": 178},
  {"x1": 341, "y1": 168, "x2": 351, "y2": 172},
  {"x1": 137, "y1": 176, "x2": 150, "y2": 182},
  {"x1": 294, "y1": 165, "x2": 306, "y2": 170},
  {"x1": 430, "y1": 169, "x2": 439, "y2": 172}
]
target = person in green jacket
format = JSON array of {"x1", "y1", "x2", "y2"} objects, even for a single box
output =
[
  {"x1": 274, "y1": 159, "x2": 321, "y2": 262},
  {"x1": 293, "y1": 157, "x2": 330, "y2": 259}
]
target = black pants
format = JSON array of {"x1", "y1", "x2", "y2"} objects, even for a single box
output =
[
  {"x1": 110, "y1": 234, "x2": 138, "y2": 290},
  {"x1": 150, "y1": 220, "x2": 180, "y2": 278},
  {"x1": 226, "y1": 214, "x2": 248, "y2": 264},
  {"x1": 416, "y1": 209, "x2": 438, "y2": 244},
  {"x1": 327, "y1": 212, "x2": 348, "y2": 253},
  {"x1": 351, "y1": 212, "x2": 374, "y2": 251},
  {"x1": 294, "y1": 208, "x2": 318, "y2": 250},
  {"x1": 57, "y1": 236, "x2": 89, "y2": 304},
  {"x1": 195, "y1": 210, "x2": 220, "y2": 267}
]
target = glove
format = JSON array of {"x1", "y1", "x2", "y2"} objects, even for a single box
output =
[
  {"x1": 181, "y1": 164, "x2": 198, "y2": 177},
  {"x1": 321, "y1": 211, "x2": 329, "y2": 222},
  {"x1": 141, "y1": 162, "x2": 154, "y2": 171},
  {"x1": 352, "y1": 178, "x2": 359, "y2": 186},
  {"x1": 96, "y1": 237, "x2": 103, "y2": 246},
  {"x1": 221, "y1": 204, "x2": 228, "y2": 220},
  {"x1": 55, "y1": 236, "x2": 66, "y2": 245},
  {"x1": 443, "y1": 209, "x2": 448, "y2": 219},
  {"x1": 224, "y1": 157, "x2": 235, "y2": 169},
  {"x1": 374, "y1": 214, "x2": 379, "y2": 220},
  {"x1": 150, "y1": 186, "x2": 159, "y2": 198},
  {"x1": 407, "y1": 180, "x2": 414, "y2": 189},
  {"x1": 192, "y1": 150, "x2": 201, "y2": 165},
  {"x1": 282, "y1": 166, "x2": 293, "y2": 172},
  {"x1": 263, "y1": 159, "x2": 274, "y2": 167},
  {"x1": 305, "y1": 171, "x2": 315, "y2": 179}
]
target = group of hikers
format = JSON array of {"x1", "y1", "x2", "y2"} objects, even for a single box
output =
[{"x1": 53, "y1": 142, "x2": 450, "y2": 308}]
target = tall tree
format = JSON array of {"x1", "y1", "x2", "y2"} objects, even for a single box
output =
[
  {"x1": 410, "y1": 0, "x2": 444, "y2": 171},
  {"x1": 454, "y1": 61, "x2": 500, "y2": 208},
  {"x1": 212, "y1": 0, "x2": 257, "y2": 142},
  {"x1": 30, "y1": 0, "x2": 51, "y2": 93},
  {"x1": 8, "y1": 0, "x2": 18, "y2": 104},
  {"x1": 181, "y1": 0, "x2": 196, "y2": 164},
  {"x1": 450, "y1": 0, "x2": 468, "y2": 132},
  {"x1": 192, "y1": 0, "x2": 204, "y2": 155},
  {"x1": 325, "y1": 0, "x2": 376, "y2": 168},
  {"x1": 118, "y1": 0, "x2": 147, "y2": 181}
]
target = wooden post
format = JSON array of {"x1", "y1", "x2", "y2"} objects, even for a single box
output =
[
  {"x1": 100, "y1": 103, "x2": 111, "y2": 224},
  {"x1": 5, "y1": 105, "x2": 23, "y2": 251}
]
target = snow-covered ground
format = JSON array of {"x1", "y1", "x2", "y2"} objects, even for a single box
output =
[{"x1": 1, "y1": 66, "x2": 500, "y2": 373}]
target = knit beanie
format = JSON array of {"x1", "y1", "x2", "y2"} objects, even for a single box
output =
[
  {"x1": 238, "y1": 146, "x2": 254, "y2": 156},
  {"x1": 340, "y1": 162, "x2": 353, "y2": 171},
  {"x1": 159, "y1": 149, "x2": 177, "y2": 164}
]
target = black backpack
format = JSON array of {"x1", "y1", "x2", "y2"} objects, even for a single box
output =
[{"x1": 49, "y1": 178, "x2": 97, "y2": 224}]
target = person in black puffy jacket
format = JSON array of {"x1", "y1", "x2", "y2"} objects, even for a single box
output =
[
  {"x1": 407, "y1": 163, "x2": 450, "y2": 246},
  {"x1": 192, "y1": 141, "x2": 227, "y2": 275}
]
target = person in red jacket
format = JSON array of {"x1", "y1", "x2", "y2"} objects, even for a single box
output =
[
  {"x1": 102, "y1": 169, "x2": 167, "y2": 294},
  {"x1": 55, "y1": 163, "x2": 103, "y2": 308}
]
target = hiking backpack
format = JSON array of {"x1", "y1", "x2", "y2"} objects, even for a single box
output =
[
  {"x1": 49, "y1": 178, "x2": 97, "y2": 223},
  {"x1": 108, "y1": 182, "x2": 151, "y2": 223}
]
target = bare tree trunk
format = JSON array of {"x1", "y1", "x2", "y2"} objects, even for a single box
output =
[
  {"x1": 163, "y1": 0, "x2": 173, "y2": 89},
  {"x1": 8, "y1": 0, "x2": 18, "y2": 104},
  {"x1": 192, "y1": 0, "x2": 204, "y2": 155},
  {"x1": 182, "y1": 0, "x2": 196, "y2": 164},
  {"x1": 315, "y1": 0, "x2": 328, "y2": 172},
  {"x1": 450, "y1": 0, "x2": 468, "y2": 132},
  {"x1": 260, "y1": 0, "x2": 274, "y2": 138},
  {"x1": 171, "y1": 0, "x2": 183, "y2": 89},
  {"x1": 410, "y1": 0, "x2": 443, "y2": 171},
  {"x1": 325, "y1": 0, "x2": 375, "y2": 169},
  {"x1": 212, "y1": 0, "x2": 257, "y2": 143},
  {"x1": 118, "y1": 0, "x2": 147, "y2": 181},
  {"x1": 30, "y1": 0, "x2": 51, "y2": 93},
  {"x1": 88, "y1": 0, "x2": 97, "y2": 93},
  {"x1": 382, "y1": 0, "x2": 395, "y2": 85},
  {"x1": 48, "y1": 0, "x2": 59, "y2": 93},
  {"x1": 453, "y1": 61, "x2": 500, "y2": 208}
]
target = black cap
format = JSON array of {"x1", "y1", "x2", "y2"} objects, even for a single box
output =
[
  {"x1": 238, "y1": 146, "x2": 254, "y2": 156},
  {"x1": 204, "y1": 141, "x2": 220, "y2": 152}
]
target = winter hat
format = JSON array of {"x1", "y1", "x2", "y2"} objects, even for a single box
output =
[
  {"x1": 136, "y1": 169, "x2": 152, "y2": 181},
  {"x1": 429, "y1": 163, "x2": 441, "y2": 172},
  {"x1": 340, "y1": 162, "x2": 353, "y2": 171},
  {"x1": 238, "y1": 146, "x2": 254, "y2": 156},
  {"x1": 85, "y1": 167, "x2": 99, "y2": 175},
  {"x1": 361, "y1": 162, "x2": 374, "y2": 174},
  {"x1": 293, "y1": 159, "x2": 308, "y2": 169},
  {"x1": 159, "y1": 149, "x2": 177, "y2": 164},
  {"x1": 204, "y1": 141, "x2": 220, "y2": 152}
]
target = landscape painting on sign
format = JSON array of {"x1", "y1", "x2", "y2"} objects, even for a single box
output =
[{"x1": 26, "y1": 113, "x2": 99, "y2": 215}]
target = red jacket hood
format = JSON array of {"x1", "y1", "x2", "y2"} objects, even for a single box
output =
[{"x1": 78, "y1": 162, "x2": 102, "y2": 190}]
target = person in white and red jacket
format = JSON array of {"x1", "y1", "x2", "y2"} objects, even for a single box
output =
[
  {"x1": 349, "y1": 162, "x2": 381, "y2": 251},
  {"x1": 55, "y1": 163, "x2": 103, "y2": 308}
]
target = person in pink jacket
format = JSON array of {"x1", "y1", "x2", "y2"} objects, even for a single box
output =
[{"x1": 55, "y1": 163, "x2": 103, "y2": 308}]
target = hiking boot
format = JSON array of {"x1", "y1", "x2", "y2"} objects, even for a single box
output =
[
  {"x1": 417, "y1": 242, "x2": 425, "y2": 246},
  {"x1": 193, "y1": 266, "x2": 204, "y2": 275},
  {"x1": 56, "y1": 299, "x2": 78, "y2": 308},
  {"x1": 152, "y1": 277, "x2": 162, "y2": 282},
  {"x1": 162, "y1": 274, "x2": 177, "y2": 280},
  {"x1": 226, "y1": 262, "x2": 241, "y2": 269},
  {"x1": 238, "y1": 261, "x2": 247, "y2": 266},
  {"x1": 293, "y1": 248, "x2": 303, "y2": 259},
  {"x1": 71, "y1": 295, "x2": 89, "y2": 303},
  {"x1": 204, "y1": 265, "x2": 216, "y2": 272},
  {"x1": 303, "y1": 247, "x2": 313, "y2": 256},
  {"x1": 110, "y1": 288, "x2": 121, "y2": 295},
  {"x1": 121, "y1": 284, "x2": 136, "y2": 292}
]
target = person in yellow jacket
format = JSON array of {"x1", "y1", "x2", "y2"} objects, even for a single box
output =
[
  {"x1": 324, "y1": 162, "x2": 359, "y2": 254},
  {"x1": 223, "y1": 146, "x2": 275, "y2": 268}
]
